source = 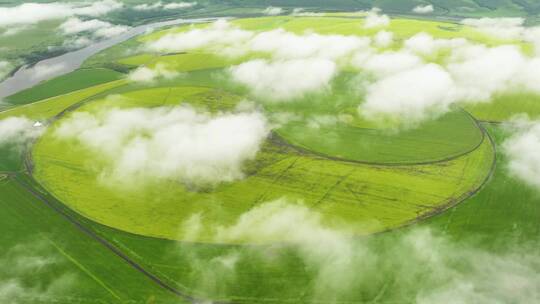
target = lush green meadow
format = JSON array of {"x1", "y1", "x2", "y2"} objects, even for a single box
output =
[
  {"x1": 2, "y1": 11, "x2": 540, "y2": 304},
  {"x1": 0, "y1": 174, "x2": 186, "y2": 304},
  {"x1": 5, "y1": 68, "x2": 124, "y2": 105}
]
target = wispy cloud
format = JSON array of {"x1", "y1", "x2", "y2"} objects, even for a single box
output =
[
  {"x1": 127, "y1": 63, "x2": 180, "y2": 83},
  {"x1": 0, "y1": 240, "x2": 77, "y2": 304},
  {"x1": 413, "y1": 4, "x2": 434, "y2": 14},
  {"x1": 0, "y1": 0, "x2": 123, "y2": 28},
  {"x1": 363, "y1": 8, "x2": 390, "y2": 29},
  {"x1": 503, "y1": 116, "x2": 540, "y2": 190},
  {"x1": 133, "y1": 1, "x2": 196, "y2": 11},
  {"x1": 179, "y1": 198, "x2": 540, "y2": 302},
  {"x1": 0, "y1": 116, "x2": 44, "y2": 149},
  {"x1": 59, "y1": 17, "x2": 129, "y2": 39},
  {"x1": 0, "y1": 61, "x2": 11, "y2": 79},
  {"x1": 263, "y1": 6, "x2": 283, "y2": 16}
]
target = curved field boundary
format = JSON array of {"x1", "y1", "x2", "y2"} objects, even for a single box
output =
[
  {"x1": 373, "y1": 119, "x2": 497, "y2": 236},
  {"x1": 273, "y1": 109, "x2": 487, "y2": 167}
]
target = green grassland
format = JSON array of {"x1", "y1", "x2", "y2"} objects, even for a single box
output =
[
  {"x1": 5, "y1": 68, "x2": 124, "y2": 105},
  {"x1": 0, "y1": 79, "x2": 127, "y2": 122},
  {"x1": 0, "y1": 174, "x2": 185, "y2": 304},
  {"x1": 464, "y1": 92, "x2": 540, "y2": 122},
  {"x1": 2, "y1": 12, "x2": 540, "y2": 304}
]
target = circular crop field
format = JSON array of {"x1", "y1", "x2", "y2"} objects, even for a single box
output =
[
  {"x1": 33, "y1": 87, "x2": 494, "y2": 243},
  {"x1": 32, "y1": 16, "x2": 499, "y2": 243}
]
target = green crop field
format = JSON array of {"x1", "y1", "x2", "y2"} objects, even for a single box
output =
[
  {"x1": 5, "y1": 68, "x2": 124, "y2": 106},
  {"x1": 2, "y1": 4, "x2": 540, "y2": 304}
]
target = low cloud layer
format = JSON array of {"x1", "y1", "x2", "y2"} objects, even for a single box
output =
[
  {"x1": 0, "y1": 117, "x2": 44, "y2": 148},
  {"x1": 59, "y1": 17, "x2": 129, "y2": 39},
  {"x1": 147, "y1": 20, "x2": 371, "y2": 61},
  {"x1": 127, "y1": 64, "x2": 180, "y2": 83},
  {"x1": 0, "y1": 61, "x2": 11, "y2": 79},
  {"x1": 413, "y1": 5, "x2": 434, "y2": 14},
  {"x1": 359, "y1": 41, "x2": 540, "y2": 123},
  {"x1": 0, "y1": 0, "x2": 123, "y2": 28},
  {"x1": 55, "y1": 105, "x2": 269, "y2": 187},
  {"x1": 363, "y1": 8, "x2": 390, "y2": 29},
  {"x1": 0, "y1": 240, "x2": 76, "y2": 304},
  {"x1": 229, "y1": 59, "x2": 337, "y2": 101},
  {"x1": 361, "y1": 63, "x2": 455, "y2": 123},
  {"x1": 180, "y1": 198, "x2": 540, "y2": 303},
  {"x1": 263, "y1": 7, "x2": 283, "y2": 16},
  {"x1": 147, "y1": 19, "x2": 254, "y2": 54},
  {"x1": 503, "y1": 116, "x2": 540, "y2": 189},
  {"x1": 30, "y1": 63, "x2": 66, "y2": 80},
  {"x1": 146, "y1": 18, "x2": 540, "y2": 123},
  {"x1": 133, "y1": 1, "x2": 196, "y2": 11},
  {"x1": 462, "y1": 17, "x2": 526, "y2": 40}
]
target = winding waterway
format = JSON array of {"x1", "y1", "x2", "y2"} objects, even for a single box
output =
[{"x1": 0, "y1": 17, "x2": 217, "y2": 100}]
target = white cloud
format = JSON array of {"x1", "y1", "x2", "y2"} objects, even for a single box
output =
[
  {"x1": 248, "y1": 29, "x2": 370, "y2": 60},
  {"x1": 0, "y1": 240, "x2": 76, "y2": 304},
  {"x1": 404, "y1": 32, "x2": 437, "y2": 55},
  {"x1": 413, "y1": 4, "x2": 434, "y2": 14},
  {"x1": 94, "y1": 24, "x2": 129, "y2": 38},
  {"x1": 356, "y1": 50, "x2": 423, "y2": 77},
  {"x1": 134, "y1": 1, "x2": 196, "y2": 11},
  {"x1": 448, "y1": 45, "x2": 526, "y2": 101},
  {"x1": 182, "y1": 198, "x2": 540, "y2": 302},
  {"x1": 291, "y1": 8, "x2": 323, "y2": 17},
  {"x1": 461, "y1": 17, "x2": 540, "y2": 54},
  {"x1": 360, "y1": 64, "x2": 455, "y2": 123},
  {"x1": 0, "y1": 117, "x2": 44, "y2": 148},
  {"x1": 0, "y1": 0, "x2": 123, "y2": 28},
  {"x1": 59, "y1": 17, "x2": 112, "y2": 34},
  {"x1": 0, "y1": 61, "x2": 11, "y2": 79},
  {"x1": 127, "y1": 63, "x2": 180, "y2": 83},
  {"x1": 30, "y1": 63, "x2": 66, "y2": 80},
  {"x1": 503, "y1": 116, "x2": 540, "y2": 189},
  {"x1": 404, "y1": 32, "x2": 469, "y2": 56},
  {"x1": 358, "y1": 41, "x2": 540, "y2": 123},
  {"x1": 163, "y1": 2, "x2": 197, "y2": 10},
  {"x1": 147, "y1": 19, "x2": 371, "y2": 61},
  {"x1": 55, "y1": 105, "x2": 269, "y2": 186},
  {"x1": 0, "y1": 3, "x2": 72, "y2": 27},
  {"x1": 364, "y1": 8, "x2": 390, "y2": 29},
  {"x1": 59, "y1": 17, "x2": 129, "y2": 39},
  {"x1": 63, "y1": 36, "x2": 93, "y2": 49},
  {"x1": 263, "y1": 6, "x2": 283, "y2": 16},
  {"x1": 230, "y1": 59, "x2": 337, "y2": 101},
  {"x1": 462, "y1": 17, "x2": 525, "y2": 40},
  {"x1": 144, "y1": 18, "x2": 540, "y2": 121},
  {"x1": 373, "y1": 30, "x2": 394, "y2": 47},
  {"x1": 147, "y1": 19, "x2": 254, "y2": 54},
  {"x1": 72, "y1": 0, "x2": 123, "y2": 17},
  {"x1": 410, "y1": 229, "x2": 540, "y2": 304},
  {"x1": 210, "y1": 199, "x2": 357, "y2": 294}
]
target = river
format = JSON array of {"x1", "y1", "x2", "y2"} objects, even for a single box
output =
[{"x1": 0, "y1": 17, "x2": 217, "y2": 100}]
